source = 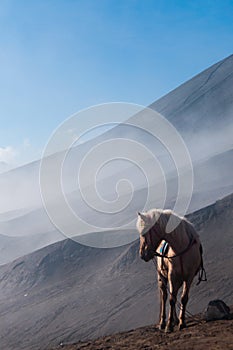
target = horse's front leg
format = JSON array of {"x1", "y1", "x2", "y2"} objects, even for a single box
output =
[
  {"x1": 158, "y1": 273, "x2": 167, "y2": 330},
  {"x1": 173, "y1": 306, "x2": 179, "y2": 326},
  {"x1": 178, "y1": 280, "x2": 191, "y2": 330},
  {"x1": 166, "y1": 274, "x2": 181, "y2": 333}
]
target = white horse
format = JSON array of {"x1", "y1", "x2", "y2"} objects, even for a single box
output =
[{"x1": 137, "y1": 209, "x2": 206, "y2": 332}]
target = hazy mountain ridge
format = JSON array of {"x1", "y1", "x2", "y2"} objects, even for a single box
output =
[
  {"x1": 187, "y1": 191, "x2": 233, "y2": 231},
  {"x1": 0, "y1": 230, "x2": 63, "y2": 266},
  {"x1": 0, "y1": 146, "x2": 232, "y2": 264},
  {"x1": 0, "y1": 236, "x2": 130, "y2": 301},
  {"x1": 0, "y1": 54, "x2": 232, "y2": 218},
  {"x1": 151, "y1": 54, "x2": 233, "y2": 132}
]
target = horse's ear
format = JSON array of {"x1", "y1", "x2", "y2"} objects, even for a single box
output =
[{"x1": 137, "y1": 212, "x2": 147, "y2": 221}]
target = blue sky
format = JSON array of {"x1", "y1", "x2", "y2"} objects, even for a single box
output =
[{"x1": 0, "y1": 0, "x2": 233, "y2": 168}]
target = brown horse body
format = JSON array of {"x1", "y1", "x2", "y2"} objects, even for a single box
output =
[{"x1": 137, "y1": 209, "x2": 204, "y2": 332}]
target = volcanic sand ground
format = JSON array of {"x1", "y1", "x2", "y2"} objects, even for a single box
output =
[{"x1": 50, "y1": 311, "x2": 233, "y2": 350}]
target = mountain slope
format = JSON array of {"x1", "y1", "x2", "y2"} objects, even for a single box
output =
[
  {"x1": 151, "y1": 54, "x2": 233, "y2": 133},
  {"x1": 0, "y1": 193, "x2": 232, "y2": 350},
  {"x1": 0, "y1": 230, "x2": 63, "y2": 265},
  {"x1": 0, "y1": 54, "x2": 232, "y2": 216}
]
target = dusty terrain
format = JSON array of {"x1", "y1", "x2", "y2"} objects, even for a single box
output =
[{"x1": 50, "y1": 310, "x2": 233, "y2": 350}]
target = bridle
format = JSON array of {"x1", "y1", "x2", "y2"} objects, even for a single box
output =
[{"x1": 145, "y1": 224, "x2": 197, "y2": 259}]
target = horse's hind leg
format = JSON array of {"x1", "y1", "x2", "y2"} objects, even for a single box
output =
[
  {"x1": 158, "y1": 273, "x2": 167, "y2": 330},
  {"x1": 178, "y1": 280, "x2": 191, "y2": 330}
]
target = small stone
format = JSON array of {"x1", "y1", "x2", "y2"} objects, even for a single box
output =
[{"x1": 205, "y1": 299, "x2": 230, "y2": 321}]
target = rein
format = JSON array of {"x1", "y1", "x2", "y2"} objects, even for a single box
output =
[
  {"x1": 147, "y1": 227, "x2": 197, "y2": 259},
  {"x1": 154, "y1": 237, "x2": 197, "y2": 259}
]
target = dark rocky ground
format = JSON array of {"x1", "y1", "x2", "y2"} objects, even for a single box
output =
[{"x1": 50, "y1": 309, "x2": 233, "y2": 350}]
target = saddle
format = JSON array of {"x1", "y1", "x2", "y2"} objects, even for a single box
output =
[
  {"x1": 159, "y1": 241, "x2": 169, "y2": 256},
  {"x1": 159, "y1": 241, "x2": 169, "y2": 271}
]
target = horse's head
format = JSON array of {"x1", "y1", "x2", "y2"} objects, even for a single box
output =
[{"x1": 137, "y1": 211, "x2": 162, "y2": 262}]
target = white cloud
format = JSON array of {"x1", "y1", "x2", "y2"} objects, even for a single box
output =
[
  {"x1": 0, "y1": 146, "x2": 17, "y2": 164},
  {"x1": 0, "y1": 139, "x2": 41, "y2": 172}
]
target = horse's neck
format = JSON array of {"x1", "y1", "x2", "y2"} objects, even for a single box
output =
[{"x1": 163, "y1": 227, "x2": 190, "y2": 254}]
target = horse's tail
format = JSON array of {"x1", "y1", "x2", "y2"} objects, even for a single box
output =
[{"x1": 196, "y1": 244, "x2": 207, "y2": 286}]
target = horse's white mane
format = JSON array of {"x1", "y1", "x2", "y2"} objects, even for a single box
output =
[{"x1": 137, "y1": 208, "x2": 189, "y2": 236}]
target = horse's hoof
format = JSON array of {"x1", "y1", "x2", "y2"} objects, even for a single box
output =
[
  {"x1": 173, "y1": 318, "x2": 179, "y2": 326},
  {"x1": 165, "y1": 325, "x2": 174, "y2": 333},
  {"x1": 178, "y1": 323, "x2": 186, "y2": 331},
  {"x1": 158, "y1": 323, "x2": 166, "y2": 330}
]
